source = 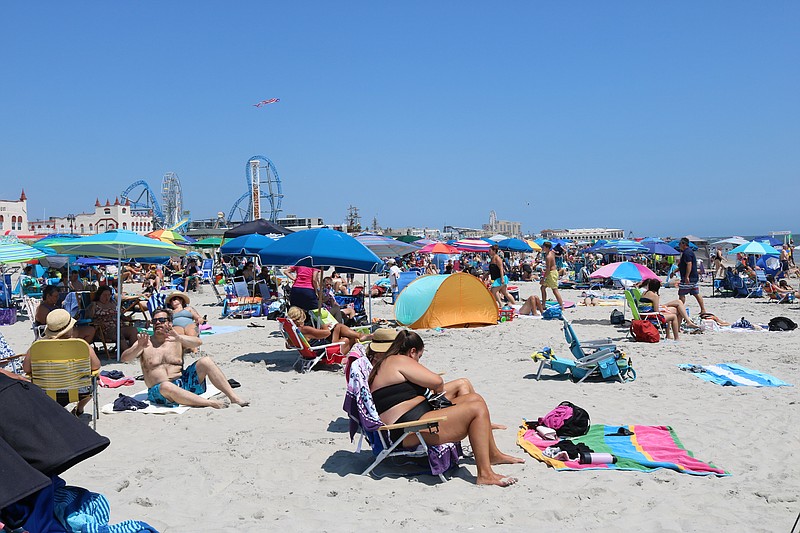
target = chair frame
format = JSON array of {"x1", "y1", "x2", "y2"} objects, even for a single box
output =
[
  {"x1": 28, "y1": 338, "x2": 99, "y2": 430},
  {"x1": 535, "y1": 319, "x2": 625, "y2": 383},
  {"x1": 361, "y1": 417, "x2": 450, "y2": 482},
  {"x1": 277, "y1": 317, "x2": 345, "y2": 373},
  {"x1": 22, "y1": 295, "x2": 45, "y2": 340}
]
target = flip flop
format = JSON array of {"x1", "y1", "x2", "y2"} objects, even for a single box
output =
[
  {"x1": 227, "y1": 378, "x2": 241, "y2": 389},
  {"x1": 247, "y1": 322, "x2": 265, "y2": 328}
]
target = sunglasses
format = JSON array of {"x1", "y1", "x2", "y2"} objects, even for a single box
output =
[{"x1": 153, "y1": 317, "x2": 171, "y2": 324}]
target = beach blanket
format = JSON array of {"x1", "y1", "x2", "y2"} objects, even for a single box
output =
[
  {"x1": 100, "y1": 382, "x2": 221, "y2": 415},
  {"x1": 678, "y1": 363, "x2": 791, "y2": 387},
  {"x1": 200, "y1": 325, "x2": 244, "y2": 336},
  {"x1": 517, "y1": 423, "x2": 729, "y2": 476}
]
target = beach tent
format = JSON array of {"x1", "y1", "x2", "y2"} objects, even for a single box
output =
[{"x1": 394, "y1": 273, "x2": 498, "y2": 329}]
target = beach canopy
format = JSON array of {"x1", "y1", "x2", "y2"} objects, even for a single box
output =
[
  {"x1": 223, "y1": 218, "x2": 292, "y2": 239},
  {"x1": 258, "y1": 228, "x2": 382, "y2": 273},
  {"x1": 727, "y1": 240, "x2": 780, "y2": 256},
  {"x1": 0, "y1": 242, "x2": 47, "y2": 264},
  {"x1": 453, "y1": 238, "x2": 491, "y2": 252},
  {"x1": 220, "y1": 234, "x2": 276, "y2": 255},
  {"x1": 590, "y1": 261, "x2": 659, "y2": 282},
  {"x1": 418, "y1": 242, "x2": 460, "y2": 255},
  {"x1": 497, "y1": 238, "x2": 533, "y2": 253},
  {"x1": 394, "y1": 235, "x2": 422, "y2": 243},
  {"x1": 395, "y1": 273, "x2": 498, "y2": 329},
  {"x1": 713, "y1": 236, "x2": 748, "y2": 247},
  {"x1": 192, "y1": 237, "x2": 222, "y2": 248},
  {"x1": 642, "y1": 242, "x2": 680, "y2": 256},
  {"x1": 355, "y1": 233, "x2": 419, "y2": 258}
]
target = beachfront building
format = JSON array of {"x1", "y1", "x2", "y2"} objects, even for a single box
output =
[
  {"x1": 275, "y1": 214, "x2": 325, "y2": 230},
  {"x1": 27, "y1": 197, "x2": 153, "y2": 236},
  {"x1": 541, "y1": 227, "x2": 625, "y2": 242},
  {"x1": 0, "y1": 190, "x2": 28, "y2": 235},
  {"x1": 482, "y1": 210, "x2": 522, "y2": 238},
  {"x1": 442, "y1": 225, "x2": 482, "y2": 239},
  {"x1": 385, "y1": 227, "x2": 442, "y2": 239}
]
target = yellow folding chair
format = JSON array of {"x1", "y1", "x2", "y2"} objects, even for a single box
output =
[{"x1": 28, "y1": 339, "x2": 100, "y2": 430}]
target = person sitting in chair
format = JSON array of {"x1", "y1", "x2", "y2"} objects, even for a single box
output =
[
  {"x1": 368, "y1": 330, "x2": 523, "y2": 487},
  {"x1": 166, "y1": 291, "x2": 204, "y2": 339},
  {"x1": 36, "y1": 286, "x2": 95, "y2": 344},
  {"x1": 121, "y1": 308, "x2": 248, "y2": 408},
  {"x1": 286, "y1": 306, "x2": 367, "y2": 355},
  {"x1": 23, "y1": 309, "x2": 101, "y2": 416},
  {"x1": 86, "y1": 286, "x2": 139, "y2": 351},
  {"x1": 639, "y1": 279, "x2": 701, "y2": 340}
]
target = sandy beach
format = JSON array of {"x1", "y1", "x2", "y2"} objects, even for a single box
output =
[{"x1": 3, "y1": 279, "x2": 798, "y2": 532}]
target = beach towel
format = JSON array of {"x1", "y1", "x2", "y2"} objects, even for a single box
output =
[
  {"x1": 98, "y1": 375, "x2": 135, "y2": 388},
  {"x1": 517, "y1": 423, "x2": 729, "y2": 476},
  {"x1": 199, "y1": 325, "x2": 244, "y2": 336},
  {"x1": 100, "y1": 382, "x2": 221, "y2": 415},
  {"x1": 678, "y1": 363, "x2": 791, "y2": 387}
]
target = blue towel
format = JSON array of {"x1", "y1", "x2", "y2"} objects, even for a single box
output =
[
  {"x1": 679, "y1": 363, "x2": 791, "y2": 387},
  {"x1": 54, "y1": 485, "x2": 158, "y2": 533}
]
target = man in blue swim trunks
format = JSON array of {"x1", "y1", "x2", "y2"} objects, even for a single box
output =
[{"x1": 121, "y1": 308, "x2": 248, "y2": 408}]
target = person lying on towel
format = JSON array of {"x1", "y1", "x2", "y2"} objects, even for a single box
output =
[{"x1": 121, "y1": 308, "x2": 248, "y2": 409}]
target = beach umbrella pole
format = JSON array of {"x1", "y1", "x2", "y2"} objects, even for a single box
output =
[{"x1": 117, "y1": 251, "x2": 122, "y2": 361}]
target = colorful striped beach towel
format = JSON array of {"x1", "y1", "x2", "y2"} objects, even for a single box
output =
[
  {"x1": 517, "y1": 424, "x2": 729, "y2": 476},
  {"x1": 678, "y1": 363, "x2": 791, "y2": 387}
]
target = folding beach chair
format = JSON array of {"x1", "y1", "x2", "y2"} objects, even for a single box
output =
[
  {"x1": 343, "y1": 355, "x2": 459, "y2": 482},
  {"x1": 277, "y1": 317, "x2": 346, "y2": 373},
  {"x1": 28, "y1": 338, "x2": 100, "y2": 430},
  {"x1": 22, "y1": 295, "x2": 45, "y2": 340},
  {"x1": 200, "y1": 259, "x2": 214, "y2": 284},
  {"x1": 747, "y1": 270, "x2": 766, "y2": 298},
  {"x1": 146, "y1": 292, "x2": 167, "y2": 325},
  {"x1": 624, "y1": 289, "x2": 668, "y2": 339},
  {"x1": 534, "y1": 318, "x2": 633, "y2": 383}
]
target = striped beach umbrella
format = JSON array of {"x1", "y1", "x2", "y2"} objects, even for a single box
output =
[
  {"x1": 453, "y1": 238, "x2": 491, "y2": 252},
  {"x1": 147, "y1": 229, "x2": 188, "y2": 243},
  {"x1": 0, "y1": 242, "x2": 47, "y2": 264},
  {"x1": 727, "y1": 241, "x2": 780, "y2": 256}
]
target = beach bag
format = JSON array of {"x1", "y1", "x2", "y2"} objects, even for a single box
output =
[
  {"x1": 542, "y1": 306, "x2": 562, "y2": 320},
  {"x1": 610, "y1": 309, "x2": 625, "y2": 326},
  {"x1": 768, "y1": 316, "x2": 797, "y2": 331},
  {"x1": 630, "y1": 320, "x2": 659, "y2": 343},
  {"x1": 538, "y1": 401, "x2": 590, "y2": 437}
]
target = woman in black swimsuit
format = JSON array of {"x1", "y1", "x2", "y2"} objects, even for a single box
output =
[{"x1": 369, "y1": 331, "x2": 523, "y2": 487}]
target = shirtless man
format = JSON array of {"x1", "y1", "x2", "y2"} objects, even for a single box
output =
[
  {"x1": 539, "y1": 241, "x2": 564, "y2": 309},
  {"x1": 121, "y1": 308, "x2": 248, "y2": 408}
]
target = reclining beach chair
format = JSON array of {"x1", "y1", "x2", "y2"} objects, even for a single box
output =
[
  {"x1": 28, "y1": 338, "x2": 100, "y2": 430},
  {"x1": 277, "y1": 317, "x2": 346, "y2": 373},
  {"x1": 22, "y1": 295, "x2": 45, "y2": 340},
  {"x1": 200, "y1": 259, "x2": 214, "y2": 284},
  {"x1": 146, "y1": 292, "x2": 167, "y2": 325},
  {"x1": 624, "y1": 289, "x2": 668, "y2": 339},
  {"x1": 747, "y1": 270, "x2": 767, "y2": 298},
  {"x1": 534, "y1": 319, "x2": 633, "y2": 383},
  {"x1": 343, "y1": 355, "x2": 459, "y2": 482}
]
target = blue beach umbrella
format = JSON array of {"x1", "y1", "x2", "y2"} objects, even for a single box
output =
[
  {"x1": 727, "y1": 241, "x2": 780, "y2": 256},
  {"x1": 668, "y1": 239, "x2": 698, "y2": 250},
  {"x1": 497, "y1": 238, "x2": 534, "y2": 253},
  {"x1": 598, "y1": 239, "x2": 648, "y2": 254},
  {"x1": 0, "y1": 242, "x2": 47, "y2": 264},
  {"x1": 258, "y1": 228, "x2": 382, "y2": 273},
  {"x1": 642, "y1": 242, "x2": 680, "y2": 256},
  {"x1": 220, "y1": 234, "x2": 276, "y2": 255},
  {"x1": 752, "y1": 236, "x2": 782, "y2": 247}
]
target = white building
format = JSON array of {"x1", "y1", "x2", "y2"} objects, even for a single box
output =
[
  {"x1": 28, "y1": 197, "x2": 154, "y2": 235},
  {"x1": 0, "y1": 190, "x2": 28, "y2": 235},
  {"x1": 541, "y1": 228, "x2": 625, "y2": 242},
  {"x1": 482, "y1": 210, "x2": 522, "y2": 237}
]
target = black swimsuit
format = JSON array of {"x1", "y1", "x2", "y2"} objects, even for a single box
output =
[
  {"x1": 372, "y1": 381, "x2": 434, "y2": 443},
  {"x1": 489, "y1": 263, "x2": 501, "y2": 281}
]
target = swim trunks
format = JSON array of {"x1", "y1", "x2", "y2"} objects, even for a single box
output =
[
  {"x1": 678, "y1": 282, "x2": 699, "y2": 296},
  {"x1": 542, "y1": 270, "x2": 559, "y2": 289},
  {"x1": 147, "y1": 361, "x2": 206, "y2": 406}
]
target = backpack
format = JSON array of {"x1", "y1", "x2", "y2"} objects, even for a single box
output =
[
  {"x1": 538, "y1": 401, "x2": 591, "y2": 437},
  {"x1": 542, "y1": 306, "x2": 562, "y2": 320},
  {"x1": 610, "y1": 309, "x2": 625, "y2": 325},
  {"x1": 630, "y1": 319, "x2": 660, "y2": 343},
  {"x1": 768, "y1": 316, "x2": 797, "y2": 331}
]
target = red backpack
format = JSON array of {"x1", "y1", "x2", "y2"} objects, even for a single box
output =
[{"x1": 630, "y1": 320, "x2": 660, "y2": 343}]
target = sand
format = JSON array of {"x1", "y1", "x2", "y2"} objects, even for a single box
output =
[{"x1": 3, "y1": 280, "x2": 798, "y2": 532}]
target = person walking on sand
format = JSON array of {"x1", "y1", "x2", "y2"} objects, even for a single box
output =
[
  {"x1": 539, "y1": 241, "x2": 563, "y2": 309},
  {"x1": 678, "y1": 237, "x2": 707, "y2": 316},
  {"x1": 488, "y1": 245, "x2": 516, "y2": 307},
  {"x1": 121, "y1": 308, "x2": 248, "y2": 409}
]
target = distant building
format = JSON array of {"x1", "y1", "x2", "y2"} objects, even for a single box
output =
[
  {"x1": 0, "y1": 190, "x2": 28, "y2": 234},
  {"x1": 482, "y1": 210, "x2": 521, "y2": 237},
  {"x1": 28, "y1": 197, "x2": 153, "y2": 235},
  {"x1": 276, "y1": 214, "x2": 325, "y2": 230},
  {"x1": 442, "y1": 226, "x2": 482, "y2": 239},
  {"x1": 385, "y1": 227, "x2": 441, "y2": 239},
  {"x1": 541, "y1": 228, "x2": 625, "y2": 242}
]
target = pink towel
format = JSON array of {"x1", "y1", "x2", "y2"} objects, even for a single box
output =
[{"x1": 98, "y1": 375, "x2": 135, "y2": 388}]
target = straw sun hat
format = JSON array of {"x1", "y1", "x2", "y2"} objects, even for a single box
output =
[
  {"x1": 369, "y1": 328, "x2": 398, "y2": 353},
  {"x1": 168, "y1": 291, "x2": 190, "y2": 306},
  {"x1": 44, "y1": 309, "x2": 77, "y2": 339}
]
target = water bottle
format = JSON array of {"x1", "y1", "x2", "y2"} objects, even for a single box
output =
[{"x1": 578, "y1": 452, "x2": 617, "y2": 465}]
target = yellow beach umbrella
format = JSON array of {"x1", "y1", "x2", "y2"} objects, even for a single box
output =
[{"x1": 525, "y1": 239, "x2": 542, "y2": 252}]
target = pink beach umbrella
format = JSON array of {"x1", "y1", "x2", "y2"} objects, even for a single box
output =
[
  {"x1": 418, "y1": 242, "x2": 460, "y2": 254},
  {"x1": 589, "y1": 261, "x2": 659, "y2": 282},
  {"x1": 453, "y1": 238, "x2": 491, "y2": 252}
]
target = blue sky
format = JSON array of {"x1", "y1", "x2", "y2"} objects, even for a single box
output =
[{"x1": 1, "y1": 2, "x2": 798, "y2": 237}]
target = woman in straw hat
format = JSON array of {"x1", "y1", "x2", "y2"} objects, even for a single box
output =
[
  {"x1": 23, "y1": 309, "x2": 101, "y2": 416},
  {"x1": 166, "y1": 291, "x2": 204, "y2": 338}
]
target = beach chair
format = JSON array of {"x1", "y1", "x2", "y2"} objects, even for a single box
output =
[
  {"x1": 146, "y1": 292, "x2": 167, "y2": 325},
  {"x1": 0, "y1": 331, "x2": 24, "y2": 375},
  {"x1": 534, "y1": 319, "x2": 632, "y2": 383},
  {"x1": 747, "y1": 270, "x2": 766, "y2": 298},
  {"x1": 392, "y1": 271, "x2": 419, "y2": 303},
  {"x1": 200, "y1": 259, "x2": 214, "y2": 284},
  {"x1": 624, "y1": 290, "x2": 668, "y2": 339},
  {"x1": 277, "y1": 317, "x2": 346, "y2": 373},
  {"x1": 343, "y1": 355, "x2": 459, "y2": 482},
  {"x1": 22, "y1": 295, "x2": 45, "y2": 340},
  {"x1": 28, "y1": 338, "x2": 100, "y2": 430}
]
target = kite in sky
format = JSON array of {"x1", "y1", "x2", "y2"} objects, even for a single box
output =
[{"x1": 253, "y1": 98, "x2": 280, "y2": 107}]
